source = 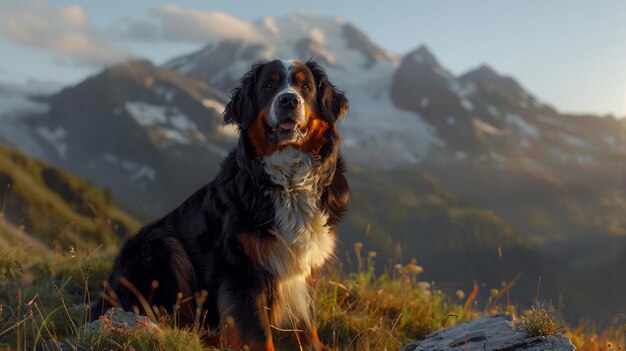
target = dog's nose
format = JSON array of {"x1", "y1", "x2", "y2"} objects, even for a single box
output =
[{"x1": 278, "y1": 93, "x2": 300, "y2": 110}]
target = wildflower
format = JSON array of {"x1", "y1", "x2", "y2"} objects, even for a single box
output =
[
  {"x1": 410, "y1": 264, "x2": 424, "y2": 274},
  {"x1": 456, "y1": 290, "x2": 466, "y2": 300},
  {"x1": 111, "y1": 325, "x2": 127, "y2": 334},
  {"x1": 417, "y1": 281, "x2": 431, "y2": 290}
]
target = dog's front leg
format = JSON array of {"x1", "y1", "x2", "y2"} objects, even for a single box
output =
[{"x1": 217, "y1": 281, "x2": 274, "y2": 351}]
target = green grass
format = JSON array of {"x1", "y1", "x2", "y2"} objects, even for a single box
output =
[
  {"x1": 2, "y1": 239, "x2": 623, "y2": 351},
  {"x1": 521, "y1": 304, "x2": 560, "y2": 337},
  {"x1": 85, "y1": 312, "x2": 207, "y2": 351},
  {"x1": 0, "y1": 144, "x2": 140, "y2": 247}
]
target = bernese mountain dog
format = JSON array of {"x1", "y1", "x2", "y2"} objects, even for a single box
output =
[{"x1": 94, "y1": 59, "x2": 350, "y2": 351}]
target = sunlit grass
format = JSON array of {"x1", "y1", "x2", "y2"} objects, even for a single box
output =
[
  {"x1": 0, "y1": 237, "x2": 624, "y2": 351},
  {"x1": 520, "y1": 304, "x2": 560, "y2": 337}
]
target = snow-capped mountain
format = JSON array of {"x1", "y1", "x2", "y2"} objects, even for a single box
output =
[
  {"x1": 164, "y1": 13, "x2": 625, "y2": 172},
  {"x1": 164, "y1": 14, "x2": 398, "y2": 91},
  {"x1": 164, "y1": 13, "x2": 440, "y2": 166},
  {"x1": 1, "y1": 60, "x2": 238, "y2": 217}
]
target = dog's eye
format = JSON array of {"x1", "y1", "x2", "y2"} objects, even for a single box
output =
[
  {"x1": 264, "y1": 82, "x2": 275, "y2": 90},
  {"x1": 302, "y1": 83, "x2": 311, "y2": 91}
]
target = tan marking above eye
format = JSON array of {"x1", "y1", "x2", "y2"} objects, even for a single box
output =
[{"x1": 294, "y1": 71, "x2": 306, "y2": 83}]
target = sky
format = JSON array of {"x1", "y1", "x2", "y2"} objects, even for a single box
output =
[{"x1": 1, "y1": 0, "x2": 625, "y2": 117}]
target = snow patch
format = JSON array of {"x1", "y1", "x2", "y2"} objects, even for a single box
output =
[
  {"x1": 557, "y1": 132, "x2": 589, "y2": 148},
  {"x1": 37, "y1": 126, "x2": 67, "y2": 159},
  {"x1": 169, "y1": 109, "x2": 197, "y2": 130},
  {"x1": 605, "y1": 136, "x2": 618, "y2": 149},
  {"x1": 487, "y1": 105, "x2": 499, "y2": 116},
  {"x1": 156, "y1": 127, "x2": 192, "y2": 144},
  {"x1": 455, "y1": 82, "x2": 477, "y2": 97},
  {"x1": 473, "y1": 119, "x2": 507, "y2": 136},
  {"x1": 205, "y1": 143, "x2": 230, "y2": 157},
  {"x1": 130, "y1": 165, "x2": 156, "y2": 182},
  {"x1": 537, "y1": 115, "x2": 559, "y2": 125},
  {"x1": 154, "y1": 85, "x2": 176, "y2": 103},
  {"x1": 103, "y1": 153, "x2": 119, "y2": 164},
  {"x1": 460, "y1": 98, "x2": 474, "y2": 111},
  {"x1": 125, "y1": 102, "x2": 168, "y2": 126},
  {"x1": 103, "y1": 153, "x2": 157, "y2": 182},
  {"x1": 505, "y1": 113, "x2": 539, "y2": 138},
  {"x1": 0, "y1": 123, "x2": 54, "y2": 161},
  {"x1": 447, "y1": 117, "x2": 456, "y2": 125},
  {"x1": 339, "y1": 91, "x2": 442, "y2": 168},
  {"x1": 122, "y1": 160, "x2": 139, "y2": 172},
  {"x1": 125, "y1": 101, "x2": 198, "y2": 143},
  {"x1": 420, "y1": 97, "x2": 429, "y2": 108}
]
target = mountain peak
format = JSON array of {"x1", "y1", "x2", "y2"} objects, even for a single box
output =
[
  {"x1": 415, "y1": 44, "x2": 433, "y2": 55},
  {"x1": 341, "y1": 23, "x2": 397, "y2": 68},
  {"x1": 104, "y1": 59, "x2": 159, "y2": 79},
  {"x1": 460, "y1": 64, "x2": 530, "y2": 101},
  {"x1": 406, "y1": 45, "x2": 442, "y2": 70},
  {"x1": 460, "y1": 64, "x2": 501, "y2": 82}
]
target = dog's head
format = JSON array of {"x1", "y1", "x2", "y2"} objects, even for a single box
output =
[{"x1": 223, "y1": 60, "x2": 349, "y2": 157}]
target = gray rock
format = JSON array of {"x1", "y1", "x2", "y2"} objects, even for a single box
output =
[
  {"x1": 401, "y1": 313, "x2": 575, "y2": 351},
  {"x1": 84, "y1": 307, "x2": 159, "y2": 335},
  {"x1": 39, "y1": 308, "x2": 162, "y2": 350}
]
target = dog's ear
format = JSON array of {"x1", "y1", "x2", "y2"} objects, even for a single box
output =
[
  {"x1": 223, "y1": 62, "x2": 264, "y2": 129},
  {"x1": 306, "y1": 60, "x2": 349, "y2": 123}
]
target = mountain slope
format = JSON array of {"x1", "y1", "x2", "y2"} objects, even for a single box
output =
[
  {"x1": 340, "y1": 166, "x2": 568, "y2": 306},
  {"x1": 21, "y1": 60, "x2": 238, "y2": 219},
  {"x1": 0, "y1": 144, "x2": 139, "y2": 247}
]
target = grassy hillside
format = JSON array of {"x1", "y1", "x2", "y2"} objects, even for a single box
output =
[{"x1": 0, "y1": 144, "x2": 140, "y2": 248}]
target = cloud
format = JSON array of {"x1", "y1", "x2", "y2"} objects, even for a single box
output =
[
  {"x1": 112, "y1": 19, "x2": 161, "y2": 42},
  {"x1": 0, "y1": 1, "x2": 131, "y2": 66},
  {"x1": 113, "y1": 5, "x2": 264, "y2": 44}
]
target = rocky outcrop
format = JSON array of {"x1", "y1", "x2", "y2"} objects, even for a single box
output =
[{"x1": 401, "y1": 313, "x2": 575, "y2": 351}]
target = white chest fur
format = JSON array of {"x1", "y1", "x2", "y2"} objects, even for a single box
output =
[{"x1": 262, "y1": 147, "x2": 336, "y2": 325}]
